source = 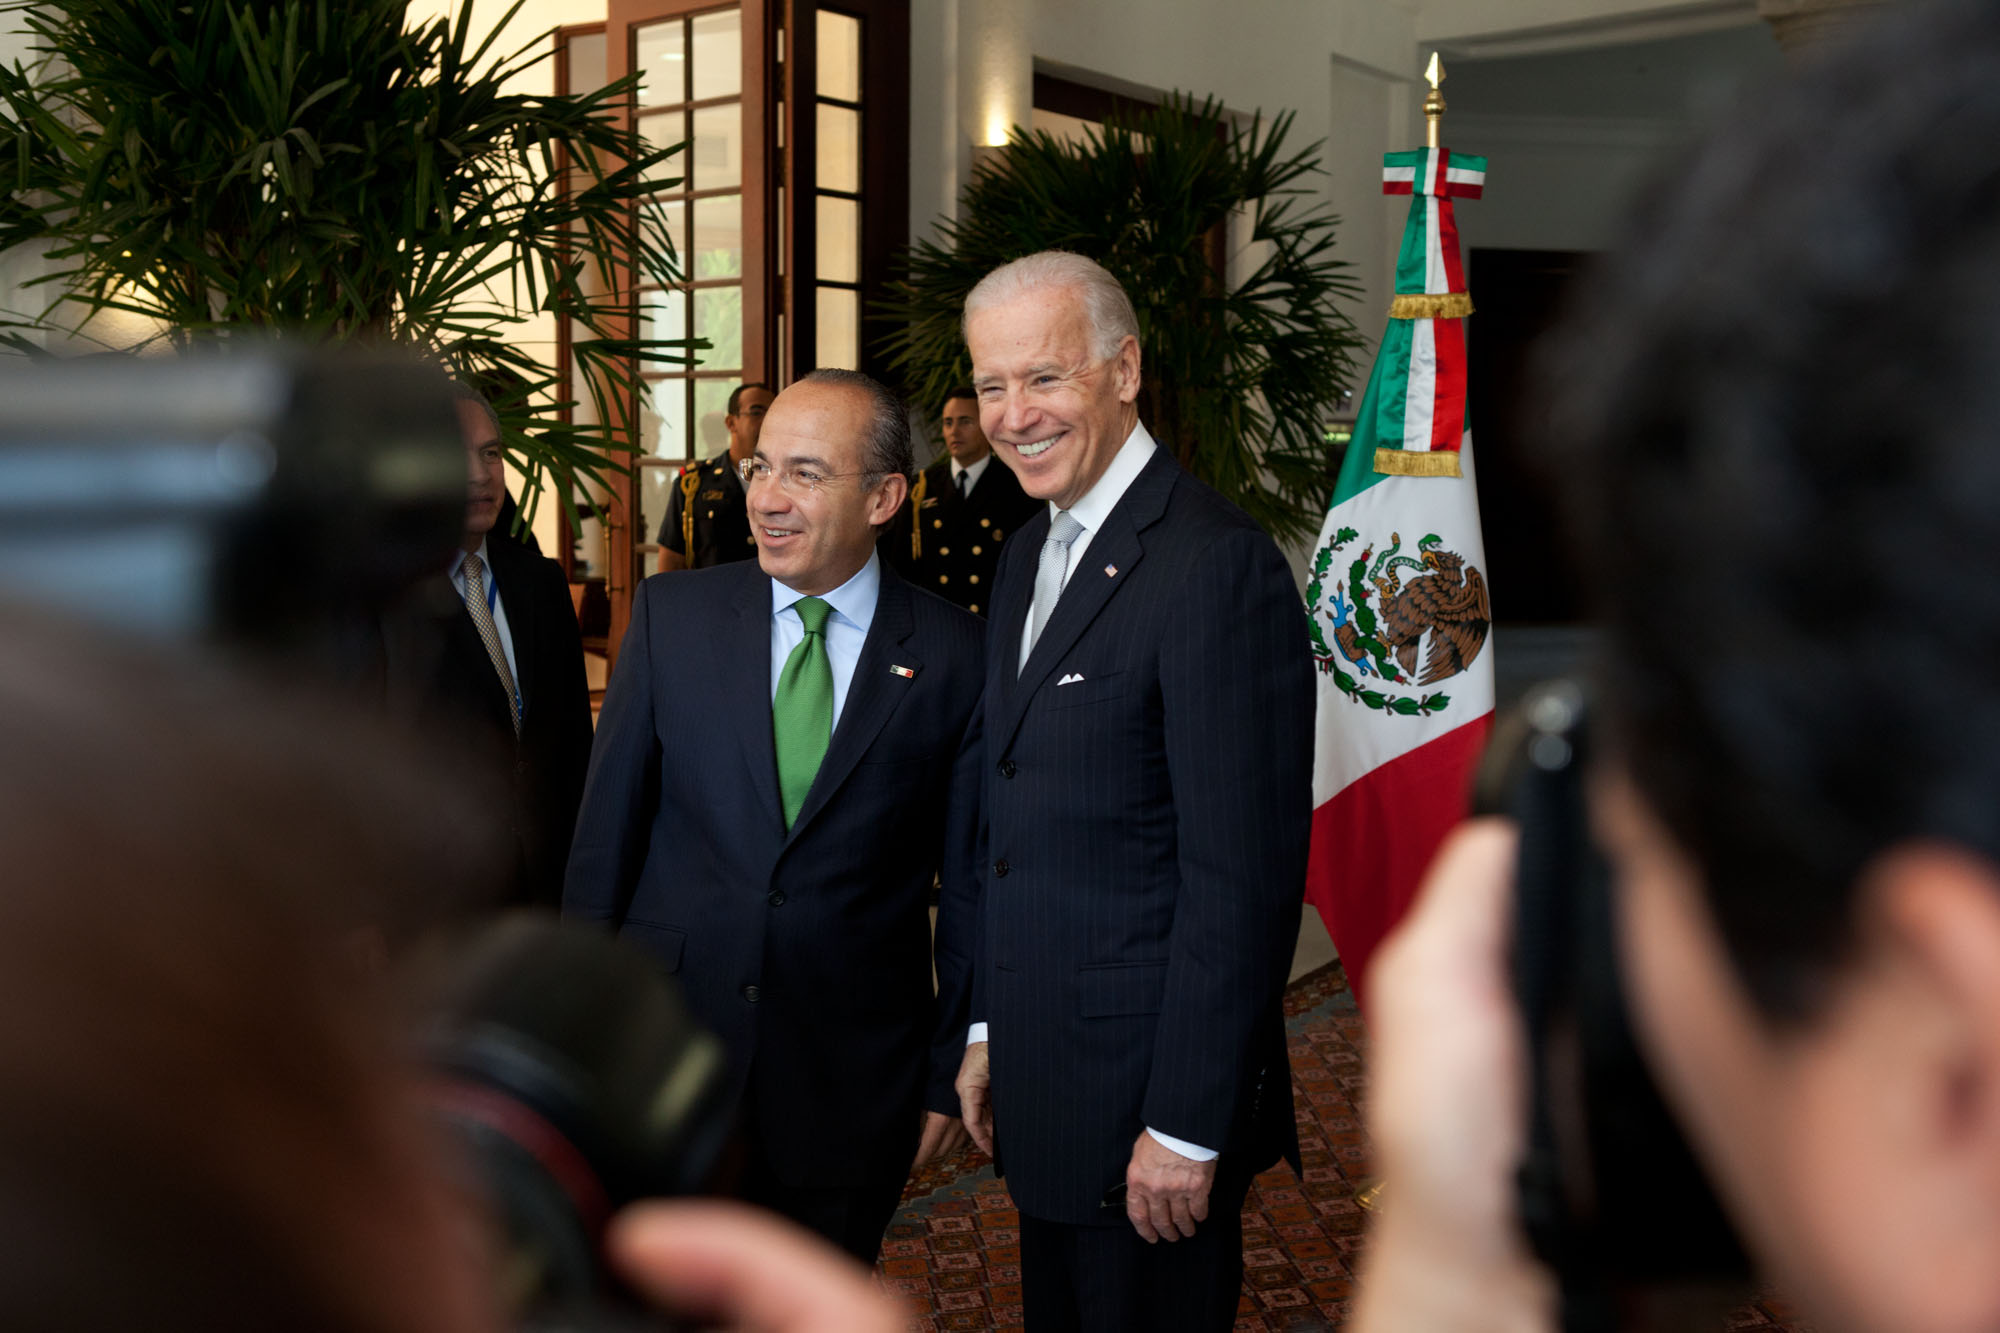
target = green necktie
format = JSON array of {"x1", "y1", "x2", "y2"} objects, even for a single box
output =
[{"x1": 772, "y1": 595, "x2": 835, "y2": 831}]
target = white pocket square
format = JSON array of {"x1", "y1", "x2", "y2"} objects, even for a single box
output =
[{"x1": 1057, "y1": 672, "x2": 1085, "y2": 685}]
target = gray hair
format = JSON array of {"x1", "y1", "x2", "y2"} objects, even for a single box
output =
[
  {"x1": 796, "y1": 368, "x2": 914, "y2": 483},
  {"x1": 962, "y1": 251, "x2": 1141, "y2": 362}
]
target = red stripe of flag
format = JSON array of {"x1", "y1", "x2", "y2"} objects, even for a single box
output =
[{"x1": 1304, "y1": 714, "x2": 1493, "y2": 1014}]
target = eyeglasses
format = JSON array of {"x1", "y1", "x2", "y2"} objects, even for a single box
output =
[{"x1": 737, "y1": 458, "x2": 881, "y2": 496}]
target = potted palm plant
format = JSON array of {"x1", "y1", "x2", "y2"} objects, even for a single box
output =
[
  {"x1": 0, "y1": 0, "x2": 683, "y2": 527},
  {"x1": 878, "y1": 93, "x2": 1364, "y2": 544}
]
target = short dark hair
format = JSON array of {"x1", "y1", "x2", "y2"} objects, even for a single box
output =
[
  {"x1": 796, "y1": 368, "x2": 914, "y2": 483},
  {"x1": 938, "y1": 386, "x2": 977, "y2": 416},
  {"x1": 1547, "y1": 0, "x2": 2000, "y2": 1021},
  {"x1": 727, "y1": 382, "x2": 772, "y2": 416},
  {"x1": 449, "y1": 379, "x2": 501, "y2": 438}
]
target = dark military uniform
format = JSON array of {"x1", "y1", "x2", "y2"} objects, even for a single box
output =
[
  {"x1": 880, "y1": 455, "x2": 1042, "y2": 617},
  {"x1": 658, "y1": 452, "x2": 757, "y2": 568}
]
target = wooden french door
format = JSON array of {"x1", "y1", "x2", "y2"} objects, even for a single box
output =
[{"x1": 590, "y1": 0, "x2": 908, "y2": 661}]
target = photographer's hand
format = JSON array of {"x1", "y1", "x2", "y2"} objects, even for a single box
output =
[
  {"x1": 609, "y1": 1200, "x2": 907, "y2": 1333},
  {"x1": 1350, "y1": 820, "x2": 1557, "y2": 1333}
]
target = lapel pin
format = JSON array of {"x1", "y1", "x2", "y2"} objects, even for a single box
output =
[
  {"x1": 1104, "y1": 564, "x2": 1118, "y2": 577},
  {"x1": 890, "y1": 664, "x2": 916, "y2": 678}
]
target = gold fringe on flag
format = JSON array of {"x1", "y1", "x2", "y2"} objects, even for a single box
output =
[
  {"x1": 1388, "y1": 291, "x2": 1474, "y2": 321},
  {"x1": 1374, "y1": 447, "x2": 1463, "y2": 478}
]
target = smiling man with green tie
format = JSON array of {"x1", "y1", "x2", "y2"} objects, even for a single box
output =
[{"x1": 564, "y1": 369, "x2": 988, "y2": 1264}]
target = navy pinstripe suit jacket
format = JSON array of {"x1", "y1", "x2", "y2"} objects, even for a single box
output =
[
  {"x1": 563, "y1": 559, "x2": 985, "y2": 1190},
  {"x1": 970, "y1": 446, "x2": 1315, "y2": 1225}
]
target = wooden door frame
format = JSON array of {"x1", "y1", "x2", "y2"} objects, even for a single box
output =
[{"x1": 602, "y1": 0, "x2": 775, "y2": 658}]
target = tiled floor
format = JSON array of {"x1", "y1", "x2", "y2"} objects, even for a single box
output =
[{"x1": 880, "y1": 958, "x2": 1809, "y2": 1331}]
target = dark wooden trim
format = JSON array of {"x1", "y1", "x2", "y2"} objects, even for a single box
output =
[{"x1": 1032, "y1": 70, "x2": 1157, "y2": 126}]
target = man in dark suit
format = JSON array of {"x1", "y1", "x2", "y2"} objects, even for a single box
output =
[
  {"x1": 380, "y1": 386, "x2": 594, "y2": 911},
  {"x1": 564, "y1": 369, "x2": 984, "y2": 1264},
  {"x1": 954, "y1": 252, "x2": 1315, "y2": 1331},
  {"x1": 881, "y1": 387, "x2": 1041, "y2": 616}
]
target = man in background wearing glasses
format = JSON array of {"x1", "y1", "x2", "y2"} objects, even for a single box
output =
[{"x1": 565, "y1": 368, "x2": 986, "y2": 1264}]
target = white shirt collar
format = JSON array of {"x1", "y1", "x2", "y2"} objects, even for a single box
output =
[
  {"x1": 950, "y1": 453, "x2": 993, "y2": 490},
  {"x1": 448, "y1": 537, "x2": 491, "y2": 581},
  {"x1": 1057, "y1": 420, "x2": 1158, "y2": 535},
  {"x1": 770, "y1": 548, "x2": 881, "y2": 634}
]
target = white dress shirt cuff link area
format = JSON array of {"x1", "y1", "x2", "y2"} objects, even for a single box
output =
[
  {"x1": 962, "y1": 1024, "x2": 1218, "y2": 1161},
  {"x1": 1144, "y1": 1128, "x2": 1219, "y2": 1162}
]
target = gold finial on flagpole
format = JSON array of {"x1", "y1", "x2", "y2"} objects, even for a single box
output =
[{"x1": 1424, "y1": 51, "x2": 1446, "y2": 150}]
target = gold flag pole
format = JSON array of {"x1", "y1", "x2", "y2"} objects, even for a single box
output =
[{"x1": 1424, "y1": 51, "x2": 1446, "y2": 150}]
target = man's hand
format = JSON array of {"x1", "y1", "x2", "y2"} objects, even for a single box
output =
[
  {"x1": 1124, "y1": 1130, "x2": 1216, "y2": 1243},
  {"x1": 609, "y1": 1199, "x2": 907, "y2": 1332},
  {"x1": 1350, "y1": 819, "x2": 1556, "y2": 1333},
  {"x1": 955, "y1": 1041, "x2": 994, "y2": 1155},
  {"x1": 912, "y1": 1110, "x2": 969, "y2": 1169}
]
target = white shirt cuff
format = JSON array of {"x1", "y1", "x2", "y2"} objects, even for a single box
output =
[
  {"x1": 966, "y1": 1022, "x2": 989, "y2": 1045},
  {"x1": 1145, "y1": 1128, "x2": 1219, "y2": 1161}
]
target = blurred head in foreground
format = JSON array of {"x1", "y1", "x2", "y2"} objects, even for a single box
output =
[
  {"x1": 1551, "y1": 1, "x2": 2000, "y2": 1325},
  {"x1": 0, "y1": 605, "x2": 495, "y2": 1331}
]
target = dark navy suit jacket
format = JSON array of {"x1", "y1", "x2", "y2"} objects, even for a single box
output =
[
  {"x1": 974, "y1": 446, "x2": 1315, "y2": 1225},
  {"x1": 563, "y1": 558, "x2": 985, "y2": 1189},
  {"x1": 380, "y1": 532, "x2": 593, "y2": 910}
]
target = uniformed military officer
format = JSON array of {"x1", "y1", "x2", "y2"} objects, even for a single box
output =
[
  {"x1": 880, "y1": 386, "x2": 1041, "y2": 616},
  {"x1": 656, "y1": 382, "x2": 774, "y2": 573}
]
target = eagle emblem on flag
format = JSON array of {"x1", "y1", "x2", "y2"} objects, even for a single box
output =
[{"x1": 1306, "y1": 527, "x2": 1489, "y2": 716}]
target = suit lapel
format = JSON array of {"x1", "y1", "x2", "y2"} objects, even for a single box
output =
[
  {"x1": 726, "y1": 569, "x2": 786, "y2": 837},
  {"x1": 993, "y1": 506, "x2": 1048, "y2": 707},
  {"x1": 993, "y1": 449, "x2": 1179, "y2": 749},
  {"x1": 785, "y1": 567, "x2": 919, "y2": 843}
]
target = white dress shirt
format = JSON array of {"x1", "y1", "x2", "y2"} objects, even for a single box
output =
[
  {"x1": 951, "y1": 452, "x2": 994, "y2": 495},
  {"x1": 1015, "y1": 421, "x2": 1159, "y2": 674},
  {"x1": 768, "y1": 551, "x2": 880, "y2": 729},
  {"x1": 449, "y1": 539, "x2": 519, "y2": 686},
  {"x1": 978, "y1": 422, "x2": 1214, "y2": 1162}
]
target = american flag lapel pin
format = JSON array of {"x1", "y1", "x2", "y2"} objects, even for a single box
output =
[
  {"x1": 890, "y1": 664, "x2": 916, "y2": 679},
  {"x1": 1104, "y1": 564, "x2": 1118, "y2": 578}
]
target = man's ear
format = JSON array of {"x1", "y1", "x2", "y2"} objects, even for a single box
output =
[
  {"x1": 1113, "y1": 334, "x2": 1142, "y2": 405},
  {"x1": 866, "y1": 472, "x2": 909, "y2": 528},
  {"x1": 1857, "y1": 844, "x2": 2000, "y2": 1325}
]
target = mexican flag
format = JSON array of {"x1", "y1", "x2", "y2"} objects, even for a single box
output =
[{"x1": 1304, "y1": 145, "x2": 1495, "y2": 1010}]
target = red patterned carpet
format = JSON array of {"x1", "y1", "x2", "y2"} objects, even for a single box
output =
[{"x1": 878, "y1": 960, "x2": 1810, "y2": 1331}]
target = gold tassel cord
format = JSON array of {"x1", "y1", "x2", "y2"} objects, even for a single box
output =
[
  {"x1": 909, "y1": 471, "x2": 928, "y2": 560},
  {"x1": 1374, "y1": 447, "x2": 1463, "y2": 478},
  {"x1": 680, "y1": 466, "x2": 700, "y2": 552},
  {"x1": 1388, "y1": 291, "x2": 1474, "y2": 321}
]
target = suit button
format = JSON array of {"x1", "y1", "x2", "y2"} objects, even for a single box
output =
[
  {"x1": 993, "y1": 529, "x2": 1005, "y2": 540},
  {"x1": 969, "y1": 574, "x2": 979, "y2": 584},
  {"x1": 768, "y1": 889, "x2": 786, "y2": 907},
  {"x1": 742, "y1": 984, "x2": 761, "y2": 1003},
  {"x1": 972, "y1": 545, "x2": 983, "y2": 555},
  {"x1": 940, "y1": 547, "x2": 950, "y2": 556},
  {"x1": 993, "y1": 859, "x2": 1010, "y2": 878},
  {"x1": 933, "y1": 518, "x2": 943, "y2": 529},
  {"x1": 997, "y1": 759, "x2": 1016, "y2": 778},
  {"x1": 980, "y1": 518, "x2": 991, "y2": 528},
  {"x1": 970, "y1": 603, "x2": 981, "y2": 613}
]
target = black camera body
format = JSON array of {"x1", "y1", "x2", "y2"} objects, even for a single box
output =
[
  {"x1": 422, "y1": 916, "x2": 732, "y2": 1329},
  {"x1": 1482, "y1": 681, "x2": 1752, "y2": 1332}
]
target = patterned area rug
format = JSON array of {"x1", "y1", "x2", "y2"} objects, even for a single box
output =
[{"x1": 880, "y1": 960, "x2": 1810, "y2": 1331}]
